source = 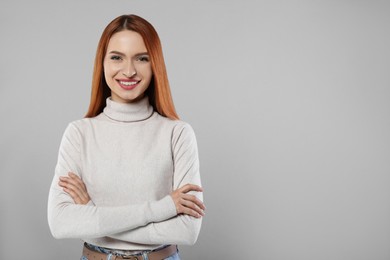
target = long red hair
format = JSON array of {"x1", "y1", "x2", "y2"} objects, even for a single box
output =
[{"x1": 85, "y1": 14, "x2": 179, "y2": 120}]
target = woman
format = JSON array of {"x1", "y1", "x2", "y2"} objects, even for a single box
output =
[{"x1": 48, "y1": 14, "x2": 205, "y2": 260}]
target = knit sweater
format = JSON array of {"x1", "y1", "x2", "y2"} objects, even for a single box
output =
[{"x1": 47, "y1": 96, "x2": 202, "y2": 250}]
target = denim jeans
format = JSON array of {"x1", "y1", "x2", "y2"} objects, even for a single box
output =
[
  {"x1": 81, "y1": 252, "x2": 180, "y2": 260},
  {"x1": 80, "y1": 244, "x2": 180, "y2": 260},
  {"x1": 164, "y1": 252, "x2": 180, "y2": 260}
]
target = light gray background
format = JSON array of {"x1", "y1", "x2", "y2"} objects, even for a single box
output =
[{"x1": 1, "y1": 0, "x2": 390, "y2": 259}]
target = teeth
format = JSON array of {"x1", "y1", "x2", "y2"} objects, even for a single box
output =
[{"x1": 120, "y1": 81, "x2": 137, "y2": 86}]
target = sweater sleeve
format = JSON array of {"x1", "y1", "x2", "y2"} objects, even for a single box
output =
[
  {"x1": 47, "y1": 122, "x2": 177, "y2": 239},
  {"x1": 107, "y1": 123, "x2": 203, "y2": 245}
]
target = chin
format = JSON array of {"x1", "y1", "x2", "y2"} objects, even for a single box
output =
[{"x1": 116, "y1": 92, "x2": 145, "y2": 103}]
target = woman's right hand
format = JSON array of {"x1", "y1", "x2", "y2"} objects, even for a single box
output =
[{"x1": 170, "y1": 184, "x2": 205, "y2": 218}]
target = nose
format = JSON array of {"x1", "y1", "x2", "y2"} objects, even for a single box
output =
[{"x1": 123, "y1": 60, "x2": 136, "y2": 77}]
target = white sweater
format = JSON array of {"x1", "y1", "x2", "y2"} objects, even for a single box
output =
[{"x1": 47, "y1": 96, "x2": 202, "y2": 250}]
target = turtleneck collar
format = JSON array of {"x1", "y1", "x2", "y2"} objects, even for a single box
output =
[{"x1": 103, "y1": 96, "x2": 154, "y2": 122}]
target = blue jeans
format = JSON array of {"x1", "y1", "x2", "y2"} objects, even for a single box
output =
[
  {"x1": 80, "y1": 253, "x2": 180, "y2": 260},
  {"x1": 164, "y1": 252, "x2": 180, "y2": 260},
  {"x1": 80, "y1": 244, "x2": 180, "y2": 260},
  {"x1": 81, "y1": 252, "x2": 180, "y2": 260}
]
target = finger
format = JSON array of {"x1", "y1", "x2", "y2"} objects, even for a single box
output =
[
  {"x1": 182, "y1": 194, "x2": 206, "y2": 210},
  {"x1": 71, "y1": 185, "x2": 89, "y2": 202},
  {"x1": 69, "y1": 173, "x2": 88, "y2": 191},
  {"x1": 63, "y1": 186, "x2": 82, "y2": 204},
  {"x1": 68, "y1": 172, "x2": 77, "y2": 177},
  {"x1": 58, "y1": 179, "x2": 66, "y2": 187},
  {"x1": 63, "y1": 175, "x2": 86, "y2": 194},
  {"x1": 58, "y1": 177, "x2": 72, "y2": 188},
  {"x1": 58, "y1": 180, "x2": 69, "y2": 188},
  {"x1": 179, "y1": 184, "x2": 203, "y2": 194},
  {"x1": 59, "y1": 177, "x2": 89, "y2": 203},
  {"x1": 69, "y1": 177, "x2": 90, "y2": 203},
  {"x1": 180, "y1": 198, "x2": 204, "y2": 216},
  {"x1": 64, "y1": 183, "x2": 89, "y2": 204},
  {"x1": 179, "y1": 204, "x2": 202, "y2": 218},
  {"x1": 60, "y1": 177, "x2": 85, "y2": 195},
  {"x1": 68, "y1": 172, "x2": 84, "y2": 185}
]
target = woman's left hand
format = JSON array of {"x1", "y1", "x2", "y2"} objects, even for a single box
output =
[{"x1": 58, "y1": 172, "x2": 90, "y2": 205}]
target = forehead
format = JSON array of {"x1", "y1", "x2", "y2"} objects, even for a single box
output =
[{"x1": 106, "y1": 30, "x2": 147, "y2": 53}]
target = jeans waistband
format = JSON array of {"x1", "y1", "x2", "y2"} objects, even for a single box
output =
[{"x1": 84, "y1": 242, "x2": 170, "y2": 257}]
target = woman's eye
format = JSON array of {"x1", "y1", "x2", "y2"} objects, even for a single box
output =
[
  {"x1": 137, "y1": 56, "x2": 149, "y2": 62},
  {"x1": 110, "y1": 55, "x2": 122, "y2": 61}
]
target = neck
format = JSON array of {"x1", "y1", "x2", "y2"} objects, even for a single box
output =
[{"x1": 103, "y1": 96, "x2": 153, "y2": 122}]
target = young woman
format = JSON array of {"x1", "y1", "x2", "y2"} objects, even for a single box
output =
[{"x1": 48, "y1": 14, "x2": 205, "y2": 260}]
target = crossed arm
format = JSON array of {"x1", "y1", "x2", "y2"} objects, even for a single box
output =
[{"x1": 59, "y1": 173, "x2": 205, "y2": 218}]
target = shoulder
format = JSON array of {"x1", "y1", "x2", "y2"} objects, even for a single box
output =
[
  {"x1": 154, "y1": 114, "x2": 196, "y2": 136},
  {"x1": 170, "y1": 120, "x2": 197, "y2": 147},
  {"x1": 62, "y1": 117, "x2": 95, "y2": 138},
  {"x1": 67, "y1": 117, "x2": 92, "y2": 130},
  {"x1": 172, "y1": 120, "x2": 195, "y2": 137}
]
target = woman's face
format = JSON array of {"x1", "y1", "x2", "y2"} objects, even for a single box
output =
[{"x1": 103, "y1": 30, "x2": 152, "y2": 103}]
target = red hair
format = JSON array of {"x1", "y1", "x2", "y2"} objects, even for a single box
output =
[{"x1": 85, "y1": 14, "x2": 179, "y2": 120}]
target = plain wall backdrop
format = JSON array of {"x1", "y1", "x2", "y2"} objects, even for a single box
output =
[{"x1": 1, "y1": 0, "x2": 390, "y2": 259}]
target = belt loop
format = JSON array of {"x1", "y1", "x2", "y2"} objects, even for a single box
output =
[{"x1": 142, "y1": 252, "x2": 149, "y2": 260}]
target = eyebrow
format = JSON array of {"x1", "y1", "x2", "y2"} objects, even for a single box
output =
[{"x1": 107, "y1": 50, "x2": 149, "y2": 56}]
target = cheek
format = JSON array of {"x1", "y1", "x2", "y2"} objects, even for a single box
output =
[
  {"x1": 103, "y1": 62, "x2": 120, "y2": 79},
  {"x1": 144, "y1": 65, "x2": 153, "y2": 81},
  {"x1": 103, "y1": 66, "x2": 118, "y2": 90},
  {"x1": 103, "y1": 62, "x2": 110, "y2": 79},
  {"x1": 103, "y1": 68, "x2": 111, "y2": 87}
]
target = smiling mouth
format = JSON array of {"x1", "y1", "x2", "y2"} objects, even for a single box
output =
[{"x1": 117, "y1": 79, "x2": 140, "y2": 90}]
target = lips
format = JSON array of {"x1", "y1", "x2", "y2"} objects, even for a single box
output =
[{"x1": 116, "y1": 79, "x2": 140, "y2": 90}]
